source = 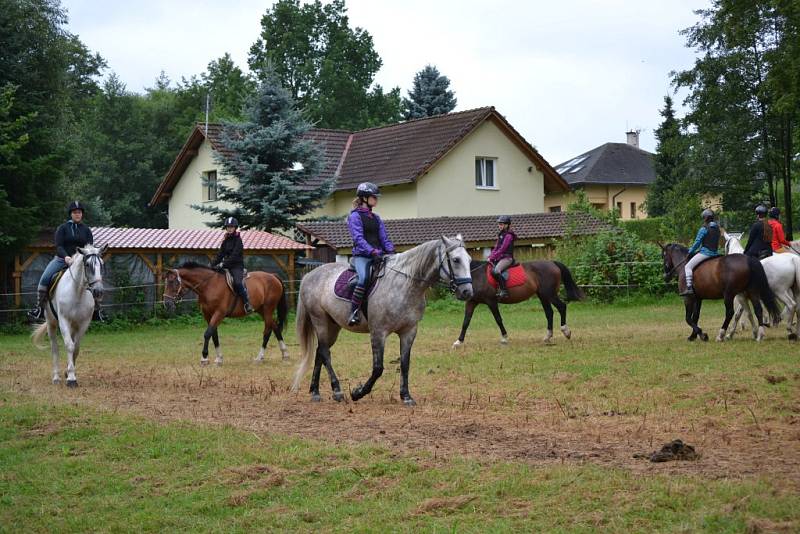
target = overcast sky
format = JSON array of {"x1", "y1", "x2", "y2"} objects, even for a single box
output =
[{"x1": 61, "y1": 0, "x2": 709, "y2": 165}]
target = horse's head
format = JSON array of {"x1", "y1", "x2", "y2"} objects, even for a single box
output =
[
  {"x1": 162, "y1": 269, "x2": 183, "y2": 313},
  {"x1": 440, "y1": 234, "x2": 473, "y2": 301},
  {"x1": 661, "y1": 243, "x2": 687, "y2": 282},
  {"x1": 77, "y1": 243, "x2": 107, "y2": 300}
]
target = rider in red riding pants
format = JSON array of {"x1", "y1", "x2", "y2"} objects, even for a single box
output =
[{"x1": 489, "y1": 215, "x2": 516, "y2": 298}]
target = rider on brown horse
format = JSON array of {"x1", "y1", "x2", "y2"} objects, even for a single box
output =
[
  {"x1": 489, "y1": 215, "x2": 516, "y2": 298},
  {"x1": 214, "y1": 217, "x2": 253, "y2": 314},
  {"x1": 681, "y1": 208, "x2": 721, "y2": 296}
]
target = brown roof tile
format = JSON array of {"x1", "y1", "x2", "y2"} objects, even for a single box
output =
[{"x1": 296, "y1": 212, "x2": 612, "y2": 250}]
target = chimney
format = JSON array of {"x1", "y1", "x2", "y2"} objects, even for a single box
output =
[{"x1": 626, "y1": 129, "x2": 640, "y2": 148}]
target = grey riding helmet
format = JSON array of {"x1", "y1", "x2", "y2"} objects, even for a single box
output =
[
  {"x1": 769, "y1": 207, "x2": 780, "y2": 219},
  {"x1": 701, "y1": 208, "x2": 714, "y2": 221},
  {"x1": 356, "y1": 182, "x2": 380, "y2": 198},
  {"x1": 496, "y1": 215, "x2": 512, "y2": 225},
  {"x1": 755, "y1": 204, "x2": 768, "y2": 216}
]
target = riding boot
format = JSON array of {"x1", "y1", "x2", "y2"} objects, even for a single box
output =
[
  {"x1": 495, "y1": 273, "x2": 509, "y2": 299},
  {"x1": 238, "y1": 284, "x2": 254, "y2": 314},
  {"x1": 27, "y1": 289, "x2": 48, "y2": 321},
  {"x1": 679, "y1": 278, "x2": 695, "y2": 297},
  {"x1": 348, "y1": 285, "x2": 365, "y2": 326}
]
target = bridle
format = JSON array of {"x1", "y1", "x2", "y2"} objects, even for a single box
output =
[
  {"x1": 438, "y1": 242, "x2": 473, "y2": 292},
  {"x1": 163, "y1": 268, "x2": 220, "y2": 304},
  {"x1": 68, "y1": 252, "x2": 104, "y2": 293}
]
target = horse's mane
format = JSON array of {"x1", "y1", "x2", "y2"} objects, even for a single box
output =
[
  {"x1": 391, "y1": 239, "x2": 443, "y2": 280},
  {"x1": 667, "y1": 243, "x2": 689, "y2": 254},
  {"x1": 176, "y1": 261, "x2": 215, "y2": 271}
]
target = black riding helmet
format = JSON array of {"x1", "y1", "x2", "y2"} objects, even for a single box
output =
[
  {"x1": 496, "y1": 215, "x2": 512, "y2": 225},
  {"x1": 67, "y1": 200, "x2": 85, "y2": 217},
  {"x1": 224, "y1": 216, "x2": 239, "y2": 228},
  {"x1": 755, "y1": 204, "x2": 768, "y2": 216},
  {"x1": 701, "y1": 208, "x2": 714, "y2": 221},
  {"x1": 769, "y1": 207, "x2": 780, "y2": 219},
  {"x1": 356, "y1": 182, "x2": 380, "y2": 198}
]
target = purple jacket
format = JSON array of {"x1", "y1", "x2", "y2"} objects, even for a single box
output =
[
  {"x1": 489, "y1": 230, "x2": 516, "y2": 263},
  {"x1": 347, "y1": 207, "x2": 395, "y2": 257}
]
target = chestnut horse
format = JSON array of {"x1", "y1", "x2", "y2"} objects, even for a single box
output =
[
  {"x1": 163, "y1": 262, "x2": 288, "y2": 365},
  {"x1": 452, "y1": 260, "x2": 585, "y2": 347},
  {"x1": 661, "y1": 244, "x2": 780, "y2": 342}
]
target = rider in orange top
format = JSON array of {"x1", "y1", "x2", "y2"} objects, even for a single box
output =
[{"x1": 767, "y1": 207, "x2": 792, "y2": 253}]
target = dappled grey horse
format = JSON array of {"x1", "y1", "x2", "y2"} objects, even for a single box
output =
[
  {"x1": 32, "y1": 244, "x2": 107, "y2": 387},
  {"x1": 291, "y1": 236, "x2": 474, "y2": 406}
]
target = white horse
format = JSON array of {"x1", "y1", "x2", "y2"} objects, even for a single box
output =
[
  {"x1": 722, "y1": 231, "x2": 800, "y2": 340},
  {"x1": 32, "y1": 244, "x2": 107, "y2": 386}
]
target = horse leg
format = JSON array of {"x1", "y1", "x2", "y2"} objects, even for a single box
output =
[
  {"x1": 552, "y1": 296, "x2": 571, "y2": 339},
  {"x1": 684, "y1": 298, "x2": 701, "y2": 341},
  {"x1": 453, "y1": 300, "x2": 477, "y2": 349},
  {"x1": 309, "y1": 346, "x2": 325, "y2": 402},
  {"x1": 48, "y1": 319, "x2": 60, "y2": 384},
  {"x1": 255, "y1": 325, "x2": 272, "y2": 362},
  {"x1": 272, "y1": 322, "x2": 289, "y2": 360},
  {"x1": 488, "y1": 301, "x2": 509, "y2": 344},
  {"x1": 315, "y1": 319, "x2": 343, "y2": 402},
  {"x1": 693, "y1": 299, "x2": 708, "y2": 341},
  {"x1": 59, "y1": 317, "x2": 79, "y2": 387},
  {"x1": 351, "y1": 330, "x2": 387, "y2": 402},
  {"x1": 727, "y1": 294, "x2": 745, "y2": 340},
  {"x1": 717, "y1": 294, "x2": 735, "y2": 342},
  {"x1": 749, "y1": 295, "x2": 766, "y2": 341},
  {"x1": 212, "y1": 329, "x2": 222, "y2": 366},
  {"x1": 398, "y1": 326, "x2": 418, "y2": 406},
  {"x1": 541, "y1": 298, "x2": 555, "y2": 344}
]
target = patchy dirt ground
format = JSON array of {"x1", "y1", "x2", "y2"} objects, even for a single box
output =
[{"x1": 4, "y1": 357, "x2": 800, "y2": 488}]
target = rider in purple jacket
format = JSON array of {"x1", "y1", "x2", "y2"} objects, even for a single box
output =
[
  {"x1": 346, "y1": 182, "x2": 395, "y2": 326},
  {"x1": 489, "y1": 215, "x2": 516, "y2": 298}
]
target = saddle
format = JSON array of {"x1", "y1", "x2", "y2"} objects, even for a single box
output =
[
  {"x1": 48, "y1": 269, "x2": 68, "y2": 300},
  {"x1": 221, "y1": 268, "x2": 249, "y2": 293},
  {"x1": 486, "y1": 263, "x2": 526, "y2": 289},
  {"x1": 333, "y1": 258, "x2": 385, "y2": 303}
]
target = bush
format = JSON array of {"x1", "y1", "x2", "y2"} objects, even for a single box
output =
[{"x1": 621, "y1": 217, "x2": 668, "y2": 243}]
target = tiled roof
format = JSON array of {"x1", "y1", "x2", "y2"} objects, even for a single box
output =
[
  {"x1": 30, "y1": 227, "x2": 308, "y2": 251},
  {"x1": 296, "y1": 212, "x2": 612, "y2": 250},
  {"x1": 555, "y1": 143, "x2": 655, "y2": 186},
  {"x1": 150, "y1": 108, "x2": 569, "y2": 205}
]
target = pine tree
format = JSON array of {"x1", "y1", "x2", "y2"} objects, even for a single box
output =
[
  {"x1": 192, "y1": 75, "x2": 333, "y2": 231},
  {"x1": 403, "y1": 65, "x2": 457, "y2": 120},
  {"x1": 646, "y1": 96, "x2": 689, "y2": 216}
]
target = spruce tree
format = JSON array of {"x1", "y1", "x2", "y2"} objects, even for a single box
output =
[
  {"x1": 646, "y1": 95, "x2": 689, "y2": 216},
  {"x1": 403, "y1": 65, "x2": 457, "y2": 120},
  {"x1": 192, "y1": 75, "x2": 333, "y2": 231}
]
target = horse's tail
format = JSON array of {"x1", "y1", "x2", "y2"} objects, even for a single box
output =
[
  {"x1": 31, "y1": 322, "x2": 49, "y2": 350},
  {"x1": 290, "y1": 293, "x2": 316, "y2": 393},
  {"x1": 746, "y1": 255, "x2": 781, "y2": 325},
  {"x1": 554, "y1": 261, "x2": 585, "y2": 301},
  {"x1": 275, "y1": 278, "x2": 289, "y2": 336}
]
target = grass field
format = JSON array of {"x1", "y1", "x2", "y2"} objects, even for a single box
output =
[{"x1": 1, "y1": 296, "x2": 799, "y2": 532}]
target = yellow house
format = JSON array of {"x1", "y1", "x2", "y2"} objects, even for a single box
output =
[
  {"x1": 150, "y1": 107, "x2": 570, "y2": 228},
  {"x1": 544, "y1": 131, "x2": 656, "y2": 220}
]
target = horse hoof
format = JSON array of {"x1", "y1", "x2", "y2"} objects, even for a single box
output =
[
  {"x1": 452, "y1": 340, "x2": 463, "y2": 349},
  {"x1": 788, "y1": 333, "x2": 798, "y2": 341},
  {"x1": 499, "y1": 337, "x2": 509, "y2": 345},
  {"x1": 403, "y1": 397, "x2": 417, "y2": 407},
  {"x1": 310, "y1": 393, "x2": 321, "y2": 403},
  {"x1": 333, "y1": 391, "x2": 345, "y2": 402},
  {"x1": 716, "y1": 335, "x2": 724, "y2": 342},
  {"x1": 560, "y1": 326, "x2": 572, "y2": 339},
  {"x1": 687, "y1": 335, "x2": 696, "y2": 342},
  {"x1": 52, "y1": 378, "x2": 60, "y2": 385},
  {"x1": 200, "y1": 359, "x2": 209, "y2": 367},
  {"x1": 351, "y1": 385, "x2": 364, "y2": 401},
  {"x1": 66, "y1": 380, "x2": 78, "y2": 388},
  {"x1": 700, "y1": 333, "x2": 709, "y2": 342},
  {"x1": 281, "y1": 353, "x2": 290, "y2": 362}
]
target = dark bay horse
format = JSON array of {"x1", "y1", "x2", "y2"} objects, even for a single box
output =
[
  {"x1": 452, "y1": 260, "x2": 585, "y2": 347},
  {"x1": 163, "y1": 262, "x2": 288, "y2": 365},
  {"x1": 662, "y1": 244, "x2": 780, "y2": 341}
]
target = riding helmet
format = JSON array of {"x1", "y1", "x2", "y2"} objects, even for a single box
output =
[
  {"x1": 496, "y1": 215, "x2": 512, "y2": 225},
  {"x1": 67, "y1": 200, "x2": 85, "y2": 217},
  {"x1": 224, "y1": 216, "x2": 239, "y2": 228},
  {"x1": 701, "y1": 208, "x2": 714, "y2": 221},
  {"x1": 769, "y1": 206, "x2": 780, "y2": 219},
  {"x1": 755, "y1": 204, "x2": 768, "y2": 216},
  {"x1": 356, "y1": 182, "x2": 380, "y2": 198}
]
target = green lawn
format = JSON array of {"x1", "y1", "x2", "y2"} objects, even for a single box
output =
[{"x1": 1, "y1": 296, "x2": 798, "y2": 532}]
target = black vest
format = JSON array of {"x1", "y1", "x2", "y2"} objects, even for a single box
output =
[
  {"x1": 702, "y1": 224, "x2": 720, "y2": 251},
  {"x1": 359, "y1": 211, "x2": 381, "y2": 249}
]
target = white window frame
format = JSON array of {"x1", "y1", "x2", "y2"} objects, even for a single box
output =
[
  {"x1": 475, "y1": 157, "x2": 498, "y2": 190},
  {"x1": 202, "y1": 170, "x2": 218, "y2": 202}
]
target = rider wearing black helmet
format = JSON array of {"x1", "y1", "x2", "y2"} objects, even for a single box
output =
[
  {"x1": 29, "y1": 201, "x2": 96, "y2": 320},
  {"x1": 488, "y1": 215, "x2": 516, "y2": 298},
  {"x1": 680, "y1": 208, "x2": 721, "y2": 296},
  {"x1": 743, "y1": 204, "x2": 773, "y2": 259},
  {"x1": 767, "y1": 206, "x2": 791, "y2": 253},
  {"x1": 214, "y1": 216, "x2": 253, "y2": 313}
]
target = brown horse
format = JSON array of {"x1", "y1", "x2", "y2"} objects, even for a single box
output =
[
  {"x1": 163, "y1": 262, "x2": 288, "y2": 365},
  {"x1": 452, "y1": 260, "x2": 585, "y2": 347},
  {"x1": 661, "y1": 244, "x2": 780, "y2": 341}
]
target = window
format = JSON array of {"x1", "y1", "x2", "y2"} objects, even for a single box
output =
[
  {"x1": 616, "y1": 201, "x2": 622, "y2": 215},
  {"x1": 630, "y1": 202, "x2": 637, "y2": 219},
  {"x1": 549, "y1": 206, "x2": 561, "y2": 213},
  {"x1": 202, "y1": 170, "x2": 218, "y2": 201},
  {"x1": 475, "y1": 158, "x2": 497, "y2": 188}
]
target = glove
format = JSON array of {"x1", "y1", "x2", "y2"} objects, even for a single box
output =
[{"x1": 371, "y1": 249, "x2": 383, "y2": 257}]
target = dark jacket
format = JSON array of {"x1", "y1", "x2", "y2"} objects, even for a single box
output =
[
  {"x1": 347, "y1": 207, "x2": 395, "y2": 257},
  {"x1": 744, "y1": 220, "x2": 773, "y2": 258},
  {"x1": 55, "y1": 221, "x2": 93, "y2": 258},
  {"x1": 215, "y1": 232, "x2": 244, "y2": 268}
]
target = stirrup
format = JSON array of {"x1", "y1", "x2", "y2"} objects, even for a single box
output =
[
  {"x1": 679, "y1": 286, "x2": 695, "y2": 297},
  {"x1": 496, "y1": 289, "x2": 509, "y2": 298},
  {"x1": 244, "y1": 302, "x2": 254, "y2": 314},
  {"x1": 27, "y1": 307, "x2": 44, "y2": 320},
  {"x1": 347, "y1": 309, "x2": 361, "y2": 326}
]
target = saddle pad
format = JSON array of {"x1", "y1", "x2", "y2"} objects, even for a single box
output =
[
  {"x1": 48, "y1": 269, "x2": 67, "y2": 299},
  {"x1": 333, "y1": 269, "x2": 379, "y2": 302},
  {"x1": 224, "y1": 269, "x2": 249, "y2": 293},
  {"x1": 486, "y1": 264, "x2": 527, "y2": 289}
]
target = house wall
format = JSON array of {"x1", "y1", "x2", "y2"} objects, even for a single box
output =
[
  {"x1": 306, "y1": 184, "x2": 419, "y2": 220},
  {"x1": 416, "y1": 121, "x2": 545, "y2": 217},
  {"x1": 168, "y1": 140, "x2": 238, "y2": 229},
  {"x1": 544, "y1": 184, "x2": 650, "y2": 219}
]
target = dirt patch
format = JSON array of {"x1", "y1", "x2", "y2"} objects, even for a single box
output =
[
  {"x1": 413, "y1": 495, "x2": 477, "y2": 515},
  {"x1": 746, "y1": 518, "x2": 798, "y2": 533},
  {"x1": 635, "y1": 439, "x2": 699, "y2": 462},
  {"x1": 765, "y1": 375, "x2": 787, "y2": 385}
]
